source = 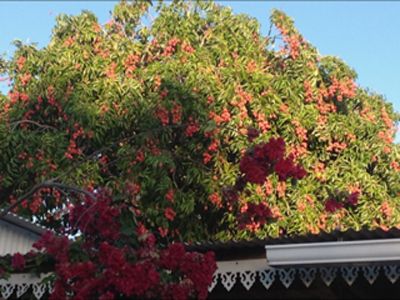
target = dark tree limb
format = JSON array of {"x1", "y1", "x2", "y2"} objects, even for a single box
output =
[
  {"x1": 0, "y1": 181, "x2": 96, "y2": 218},
  {"x1": 10, "y1": 119, "x2": 57, "y2": 131}
]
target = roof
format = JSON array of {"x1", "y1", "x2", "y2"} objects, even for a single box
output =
[
  {"x1": 0, "y1": 211, "x2": 48, "y2": 236},
  {"x1": 191, "y1": 227, "x2": 400, "y2": 295},
  {"x1": 186, "y1": 227, "x2": 400, "y2": 260}
]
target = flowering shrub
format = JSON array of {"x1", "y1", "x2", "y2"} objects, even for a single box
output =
[{"x1": 28, "y1": 191, "x2": 215, "y2": 300}]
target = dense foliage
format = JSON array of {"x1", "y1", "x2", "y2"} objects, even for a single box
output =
[{"x1": 1, "y1": 0, "x2": 399, "y2": 246}]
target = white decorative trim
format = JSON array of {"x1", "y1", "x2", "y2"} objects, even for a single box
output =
[
  {"x1": 33, "y1": 282, "x2": 47, "y2": 299},
  {"x1": 320, "y1": 267, "x2": 337, "y2": 286},
  {"x1": 16, "y1": 283, "x2": 29, "y2": 297},
  {"x1": 278, "y1": 268, "x2": 296, "y2": 288},
  {"x1": 220, "y1": 272, "x2": 236, "y2": 291},
  {"x1": 362, "y1": 266, "x2": 380, "y2": 285},
  {"x1": 265, "y1": 238, "x2": 400, "y2": 265},
  {"x1": 0, "y1": 273, "x2": 51, "y2": 299},
  {"x1": 3, "y1": 263, "x2": 400, "y2": 297},
  {"x1": 341, "y1": 266, "x2": 359, "y2": 286},
  {"x1": 298, "y1": 267, "x2": 316, "y2": 287},
  {"x1": 239, "y1": 271, "x2": 256, "y2": 290},
  {"x1": 1, "y1": 283, "x2": 14, "y2": 299},
  {"x1": 208, "y1": 273, "x2": 219, "y2": 292},
  {"x1": 259, "y1": 269, "x2": 276, "y2": 290},
  {"x1": 209, "y1": 260, "x2": 400, "y2": 292},
  {"x1": 384, "y1": 265, "x2": 400, "y2": 283}
]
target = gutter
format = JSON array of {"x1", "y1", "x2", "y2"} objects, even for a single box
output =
[{"x1": 265, "y1": 238, "x2": 400, "y2": 266}]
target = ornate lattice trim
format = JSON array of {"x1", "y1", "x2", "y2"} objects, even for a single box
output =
[
  {"x1": 0, "y1": 274, "x2": 50, "y2": 300},
  {"x1": 210, "y1": 259, "x2": 400, "y2": 292}
]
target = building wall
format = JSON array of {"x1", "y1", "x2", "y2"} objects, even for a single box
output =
[{"x1": 0, "y1": 219, "x2": 40, "y2": 255}]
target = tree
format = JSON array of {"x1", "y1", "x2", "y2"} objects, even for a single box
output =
[{"x1": 0, "y1": 0, "x2": 399, "y2": 297}]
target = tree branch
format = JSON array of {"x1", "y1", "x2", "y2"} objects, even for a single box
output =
[
  {"x1": 10, "y1": 119, "x2": 57, "y2": 131},
  {"x1": 0, "y1": 181, "x2": 96, "y2": 218}
]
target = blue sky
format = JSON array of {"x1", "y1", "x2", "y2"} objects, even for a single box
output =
[{"x1": 1, "y1": 1, "x2": 400, "y2": 132}]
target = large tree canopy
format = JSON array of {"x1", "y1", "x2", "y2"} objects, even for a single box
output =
[{"x1": 0, "y1": 0, "x2": 399, "y2": 245}]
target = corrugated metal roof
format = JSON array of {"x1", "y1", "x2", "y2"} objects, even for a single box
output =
[
  {"x1": 185, "y1": 227, "x2": 400, "y2": 255},
  {"x1": 0, "y1": 211, "x2": 48, "y2": 236}
]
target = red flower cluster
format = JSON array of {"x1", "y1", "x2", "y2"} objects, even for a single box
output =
[
  {"x1": 159, "y1": 243, "x2": 216, "y2": 300},
  {"x1": 164, "y1": 207, "x2": 176, "y2": 221},
  {"x1": 135, "y1": 150, "x2": 145, "y2": 162},
  {"x1": 105, "y1": 62, "x2": 117, "y2": 79},
  {"x1": 16, "y1": 56, "x2": 26, "y2": 71},
  {"x1": 11, "y1": 252, "x2": 25, "y2": 271},
  {"x1": 209, "y1": 192, "x2": 222, "y2": 208},
  {"x1": 246, "y1": 127, "x2": 260, "y2": 142},
  {"x1": 209, "y1": 108, "x2": 231, "y2": 125},
  {"x1": 155, "y1": 102, "x2": 182, "y2": 126},
  {"x1": 65, "y1": 124, "x2": 86, "y2": 160},
  {"x1": 203, "y1": 152, "x2": 213, "y2": 164},
  {"x1": 165, "y1": 189, "x2": 175, "y2": 202},
  {"x1": 69, "y1": 192, "x2": 121, "y2": 240},
  {"x1": 238, "y1": 202, "x2": 273, "y2": 231},
  {"x1": 239, "y1": 137, "x2": 306, "y2": 185},
  {"x1": 347, "y1": 191, "x2": 360, "y2": 206},
  {"x1": 327, "y1": 77, "x2": 356, "y2": 101},
  {"x1": 303, "y1": 80, "x2": 313, "y2": 103},
  {"x1": 171, "y1": 102, "x2": 182, "y2": 124},
  {"x1": 181, "y1": 41, "x2": 195, "y2": 54},
  {"x1": 324, "y1": 199, "x2": 344, "y2": 213},
  {"x1": 162, "y1": 37, "x2": 180, "y2": 57},
  {"x1": 325, "y1": 191, "x2": 360, "y2": 213},
  {"x1": 274, "y1": 155, "x2": 307, "y2": 181},
  {"x1": 155, "y1": 106, "x2": 169, "y2": 126},
  {"x1": 283, "y1": 34, "x2": 302, "y2": 59},
  {"x1": 124, "y1": 53, "x2": 140, "y2": 77},
  {"x1": 185, "y1": 117, "x2": 200, "y2": 137},
  {"x1": 252, "y1": 111, "x2": 271, "y2": 133}
]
